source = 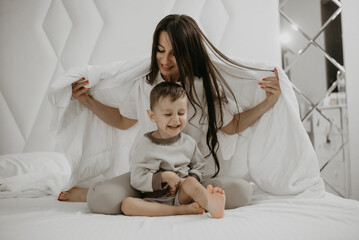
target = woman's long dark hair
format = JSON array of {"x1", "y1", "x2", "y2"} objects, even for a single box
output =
[{"x1": 146, "y1": 14, "x2": 266, "y2": 177}]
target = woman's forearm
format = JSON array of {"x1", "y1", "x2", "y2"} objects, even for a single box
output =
[
  {"x1": 82, "y1": 95, "x2": 137, "y2": 130},
  {"x1": 221, "y1": 100, "x2": 273, "y2": 135},
  {"x1": 221, "y1": 67, "x2": 281, "y2": 135}
]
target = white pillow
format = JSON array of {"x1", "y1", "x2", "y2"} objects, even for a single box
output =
[{"x1": 0, "y1": 152, "x2": 71, "y2": 198}]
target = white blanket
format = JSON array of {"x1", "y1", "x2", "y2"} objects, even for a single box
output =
[
  {"x1": 48, "y1": 56, "x2": 324, "y2": 197},
  {"x1": 0, "y1": 152, "x2": 71, "y2": 197}
]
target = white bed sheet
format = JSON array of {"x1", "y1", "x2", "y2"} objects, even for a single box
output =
[{"x1": 1, "y1": 192, "x2": 358, "y2": 240}]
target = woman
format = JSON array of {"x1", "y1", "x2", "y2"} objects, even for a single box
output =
[{"x1": 58, "y1": 14, "x2": 281, "y2": 214}]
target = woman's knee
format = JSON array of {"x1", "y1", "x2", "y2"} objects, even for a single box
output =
[
  {"x1": 87, "y1": 181, "x2": 121, "y2": 214},
  {"x1": 202, "y1": 176, "x2": 253, "y2": 209},
  {"x1": 87, "y1": 172, "x2": 141, "y2": 215},
  {"x1": 226, "y1": 178, "x2": 252, "y2": 209},
  {"x1": 234, "y1": 179, "x2": 253, "y2": 207}
]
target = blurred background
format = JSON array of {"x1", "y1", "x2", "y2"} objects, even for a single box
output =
[{"x1": 0, "y1": 0, "x2": 358, "y2": 200}]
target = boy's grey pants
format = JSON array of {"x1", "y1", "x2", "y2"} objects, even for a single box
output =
[{"x1": 87, "y1": 172, "x2": 252, "y2": 215}]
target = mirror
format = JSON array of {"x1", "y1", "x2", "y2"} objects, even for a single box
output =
[{"x1": 279, "y1": 0, "x2": 349, "y2": 197}]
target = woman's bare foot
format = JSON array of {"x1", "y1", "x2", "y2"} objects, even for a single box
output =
[
  {"x1": 58, "y1": 187, "x2": 88, "y2": 202},
  {"x1": 181, "y1": 202, "x2": 205, "y2": 215},
  {"x1": 205, "y1": 185, "x2": 225, "y2": 219}
]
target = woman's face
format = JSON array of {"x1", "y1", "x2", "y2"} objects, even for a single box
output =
[{"x1": 156, "y1": 31, "x2": 179, "y2": 82}]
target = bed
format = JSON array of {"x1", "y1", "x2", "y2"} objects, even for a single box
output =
[
  {"x1": 0, "y1": 151, "x2": 358, "y2": 239},
  {"x1": 1, "y1": 184, "x2": 359, "y2": 240}
]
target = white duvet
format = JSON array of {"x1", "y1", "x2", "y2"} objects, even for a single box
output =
[
  {"x1": 46, "y1": 55, "x2": 324, "y2": 198},
  {"x1": 0, "y1": 55, "x2": 324, "y2": 198},
  {"x1": 0, "y1": 152, "x2": 71, "y2": 198}
]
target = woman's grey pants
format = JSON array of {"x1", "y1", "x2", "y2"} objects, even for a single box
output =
[{"x1": 87, "y1": 172, "x2": 253, "y2": 215}]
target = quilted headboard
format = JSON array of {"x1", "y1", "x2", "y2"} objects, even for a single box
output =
[{"x1": 0, "y1": 0, "x2": 281, "y2": 155}]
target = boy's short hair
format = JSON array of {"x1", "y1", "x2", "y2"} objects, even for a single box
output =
[{"x1": 150, "y1": 82, "x2": 187, "y2": 110}]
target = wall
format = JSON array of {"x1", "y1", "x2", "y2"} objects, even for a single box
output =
[{"x1": 341, "y1": 0, "x2": 359, "y2": 200}]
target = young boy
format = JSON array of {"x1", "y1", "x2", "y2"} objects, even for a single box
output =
[{"x1": 121, "y1": 82, "x2": 226, "y2": 218}]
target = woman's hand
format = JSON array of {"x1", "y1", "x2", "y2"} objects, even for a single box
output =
[
  {"x1": 161, "y1": 171, "x2": 181, "y2": 195},
  {"x1": 69, "y1": 77, "x2": 138, "y2": 130},
  {"x1": 259, "y1": 67, "x2": 281, "y2": 108},
  {"x1": 221, "y1": 68, "x2": 282, "y2": 135},
  {"x1": 71, "y1": 77, "x2": 91, "y2": 105}
]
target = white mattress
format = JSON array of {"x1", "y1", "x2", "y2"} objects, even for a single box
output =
[{"x1": 1, "y1": 193, "x2": 358, "y2": 240}]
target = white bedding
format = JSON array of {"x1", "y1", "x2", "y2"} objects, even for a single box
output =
[
  {"x1": 0, "y1": 152, "x2": 71, "y2": 198},
  {"x1": 1, "y1": 192, "x2": 358, "y2": 240},
  {"x1": 48, "y1": 56, "x2": 324, "y2": 198}
]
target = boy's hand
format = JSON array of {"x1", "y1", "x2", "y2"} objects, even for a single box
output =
[{"x1": 161, "y1": 171, "x2": 181, "y2": 195}]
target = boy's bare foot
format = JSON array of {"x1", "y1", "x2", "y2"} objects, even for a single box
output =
[
  {"x1": 58, "y1": 187, "x2": 88, "y2": 202},
  {"x1": 182, "y1": 202, "x2": 205, "y2": 215},
  {"x1": 206, "y1": 185, "x2": 225, "y2": 219}
]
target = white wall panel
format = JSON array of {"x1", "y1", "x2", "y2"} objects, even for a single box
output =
[
  {"x1": 0, "y1": 0, "x2": 58, "y2": 151},
  {"x1": 0, "y1": 0, "x2": 280, "y2": 154},
  {"x1": 220, "y1": 0, "x2": 281, "y2": 64},
  {"x1": 0, "y1": 90, "x2": 26, "y2": 153},
  {"x1": 342, "y1": 0, "x2": 359, "y2": 200}
]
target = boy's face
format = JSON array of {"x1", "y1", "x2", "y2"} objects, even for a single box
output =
[{"x1": 147, "y1": 96, "x2": 188, "y2": 139}]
